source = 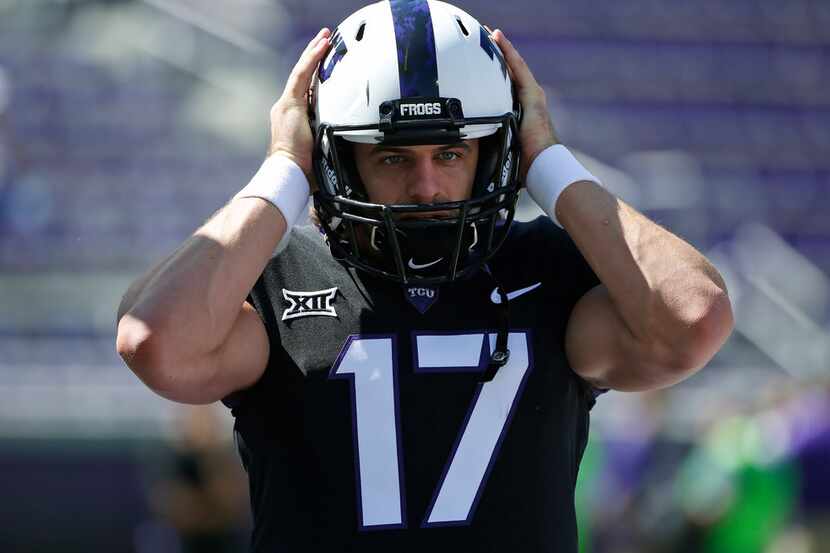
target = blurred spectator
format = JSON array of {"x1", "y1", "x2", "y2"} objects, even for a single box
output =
[{"x1": 146, "y1": 405, "x2": 250, "y2": 553}]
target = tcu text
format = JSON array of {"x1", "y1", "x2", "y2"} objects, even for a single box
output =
[{"x1": 408, "y1": 287, "x2": 435, "y2": 298}]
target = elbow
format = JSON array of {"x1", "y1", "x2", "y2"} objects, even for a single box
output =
[
  {"x1": 693, "y1": 292, "x2": 734, "y2": 367},
  {"x1": 671, "y1": 292, "x2": 735, "y2": 375},
  {"x1": 116, "y1": 315, "x2": 223, "y2": 405},
  {"x1": 116, "y1": 314, "x2": 170, "y2": 389}
]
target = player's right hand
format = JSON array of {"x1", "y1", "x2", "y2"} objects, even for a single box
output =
[{"x1": 267, "y1": 28, "x2": 331, "y2": 184}]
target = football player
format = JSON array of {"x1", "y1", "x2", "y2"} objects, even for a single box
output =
[{"x1": 116, "y1": 1, "x2": 734, "y2": 551}]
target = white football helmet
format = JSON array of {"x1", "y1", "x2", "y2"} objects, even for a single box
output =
[{"x1": 311, "y1": 0, "x2": 522, "y2": 284}]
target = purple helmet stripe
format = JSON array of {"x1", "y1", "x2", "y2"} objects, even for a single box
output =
[{"x1": 389, "y1": 0, "x2": 439, "y2": 98}]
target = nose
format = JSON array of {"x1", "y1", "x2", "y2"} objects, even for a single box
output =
[{"x1": 405, "y1": 155, "x2": 442, "y2": 204}]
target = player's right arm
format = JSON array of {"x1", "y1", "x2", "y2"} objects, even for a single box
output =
[{"x1": 116, "y1": 28, "x2": 331, "y2": 405}]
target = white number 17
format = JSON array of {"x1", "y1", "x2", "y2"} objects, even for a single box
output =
[{"x1": 329, "y1": 332, "x2": 532, "y2": 530}]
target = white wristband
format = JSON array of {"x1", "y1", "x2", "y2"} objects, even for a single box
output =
[
  {"x1": 233, "y1": 154, "x2": 310, "y2": 229},
  {"x1": 525, "y1": 144, "x2": 601, "y2": 227}
]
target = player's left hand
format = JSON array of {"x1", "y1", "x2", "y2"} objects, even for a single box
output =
[{"x1": 491, "y1": 29, "x2": 558, "y2": 183}]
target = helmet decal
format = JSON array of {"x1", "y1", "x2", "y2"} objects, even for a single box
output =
[
  {"x1": 319, "y1": 28, "x2": 348, "y2": 82},
  {"x1": 479, "y1": 26, "x2": 507, "y2": 80},
  {"x1": 390, "y1": 0, "x2": 439, "y2": 97},
  {"x1": 501, "y1": 149, "x2": 513, "y2": 187}
]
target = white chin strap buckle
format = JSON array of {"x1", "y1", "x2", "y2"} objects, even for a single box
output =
[
  {"x1": 370, "y1": 226, "x2": 382, "y2": 252},
  {"x1": 468, "y1": 223, "x2": 478, "y2": 251}
]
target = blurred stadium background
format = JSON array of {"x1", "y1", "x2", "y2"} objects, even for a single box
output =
[{"x1": 1, "y1": 0, "x2": 828, "y2": 552}]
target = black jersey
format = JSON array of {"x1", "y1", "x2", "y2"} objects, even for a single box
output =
[{"x1": 223, "y1": 216, "x2": 603, "y2": 553}]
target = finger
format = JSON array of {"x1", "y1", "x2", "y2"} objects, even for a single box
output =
[
  {"x1": 484, "y1": 26, "x2": 514, "y2": 81},
  {"x1": 285, "y1": 27, "x2": 331, "y2": 95},
  {"x1": 285, "y1": 28, "x2": 331, "y2": 99},
  {"x1": 491, "y1": 30, "x2": 538, "y2": 91},
  {"x1": 300, "y1": 26, "x2": 332, "y2": 62}
]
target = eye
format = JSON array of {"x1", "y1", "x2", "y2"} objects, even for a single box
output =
[
  {"x1": 437, "y1": 151, "x2": 462, "y2": 161},
  {"x1": 381, "y1": 154, "x2": 406, "y2": 165}
]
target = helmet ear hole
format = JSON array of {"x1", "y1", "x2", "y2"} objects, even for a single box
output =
[
  {"x1": 472, "y1": 133, "x2": 501, "y2": 196},
  {"x1": 333, "y1": 138, "x2": 369, "y2": 201},
  {"x1": 355, "y1": 22, "x2": 366, "y2": 41}
]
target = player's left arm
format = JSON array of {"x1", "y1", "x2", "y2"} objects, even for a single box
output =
[{"x1": 492, "y1": 30, "x2": 734, "y2": 392}]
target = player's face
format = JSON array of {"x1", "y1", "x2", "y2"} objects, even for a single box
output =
[{"x1": 353, "y1": 140, "x2": 479, "y2": 216}]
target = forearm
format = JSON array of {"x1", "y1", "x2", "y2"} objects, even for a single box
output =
[
  {"x1": 493, "y1": 30, "x2": 732, "y2": 380},
  {"x1": 556, "y1": 181, "x2": 730, "y2": 354},
  {"x1": 118, "y1": 198, "x2": 286, "y2": 364}
]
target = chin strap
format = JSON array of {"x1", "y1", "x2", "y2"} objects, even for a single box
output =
[{"x1": 481, "y1": 264, "x2": 510, "y2": 382}]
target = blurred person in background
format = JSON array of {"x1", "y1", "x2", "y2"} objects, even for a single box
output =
[
  {"x1": 115, "y1": 1, "x2": 733, "y2": 551},
  {"x1": 147, "y1": 404, "x2": 250, "y2": 553},
  {"x1": 584, "y1": 379, "x2": 830, "y2": 553}
]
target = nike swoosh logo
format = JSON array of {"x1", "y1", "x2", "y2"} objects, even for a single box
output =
[
  {"x1": 490, "y1": 282, "x2": 542, "y2": 304},
  {"x1": 408, "y1": 257, "x2": 443, "y2": 270}
]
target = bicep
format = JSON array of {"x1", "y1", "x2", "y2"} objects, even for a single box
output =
[
  {"x1": 212, "y1": 300, "x2": 270, "y2": 397},
  {"x1": 564, "y1": 284, "x2": 687, "y2": 392}
]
